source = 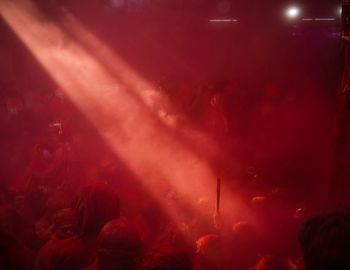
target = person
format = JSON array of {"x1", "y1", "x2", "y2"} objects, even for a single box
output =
[
  {"x1": 255, "y1": 255, "x2": 294, "y2": 270},
  {"x1": 140, "y1": 244, "x2": 193, "y2": 270},
  {"x1": 0, "y1": 230, "x2": 33, "y2": 270},
  {"x1": 193, "y1": 234, "x2": 222, "y2": 270},
  {"x1": 35, "y1": 181, "x2": 120, "y2": 270},
  {"x1": 226, "y1": 221, "x2": 260, "y2": 270},
  {"x1": 299, "y1": 210, "x2": 350, "y2": 270},
  {"x1": 51, "y1": 207, "x2": 77, "y2": 240},
  {"x1": 84, "y1": 218, "x2": 141, "y2": 270}
]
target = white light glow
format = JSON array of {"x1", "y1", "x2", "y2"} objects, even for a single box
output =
[{"x1": 286, "y1": 6, "x2": 300, "y2": 19}]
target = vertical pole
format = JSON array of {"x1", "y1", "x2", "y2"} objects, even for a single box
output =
[
  {"x1": 216, "y1": 177, "x2": 221, "y2": 213},
  {"x1": 330, "y1": 0, "x2": 350, "y2": 208}
]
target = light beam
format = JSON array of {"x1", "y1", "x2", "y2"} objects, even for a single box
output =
[{"x1": 0, "y1": 0, "x2": 251, "y2": 238}]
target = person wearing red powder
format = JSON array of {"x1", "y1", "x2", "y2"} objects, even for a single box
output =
[
  {"x1": 35, "y1": 181, "x2": 120, "y2": 270},
  {"x1": 84, "y1": 218, "x2": 142, "y2": 270}
]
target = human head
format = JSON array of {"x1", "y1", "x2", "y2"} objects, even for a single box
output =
[
  {"x1": 75, "y1": 181, "x2": 120, "y2": 236},
  {"x1": 195, "y1": 234, "x2": 221, "y2": 257},
  {"x1": 255, "y1": 255, "x2": 293, "y2": 270},
  {"x1": 299, "y1": 210, "x2": 350, "y2": 270},
  {"x1": 140, "y1": 245, "x2": 193, "y2": 270},
  {"x1": 96, "y1": 218, "x2": 141, "y2": 270},
  {"x1": 51, "y1": 208, "x2": 77, "y2": 239}
]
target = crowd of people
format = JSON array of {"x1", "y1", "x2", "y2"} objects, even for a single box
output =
[{"x1": 0, "y1": 77, "x2": 347, "y2": 270}]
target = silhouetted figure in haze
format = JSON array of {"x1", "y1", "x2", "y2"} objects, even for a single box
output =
[
  {"x1": 84, "y1": 218, "x2": 141, "y2": 270},
  {"x1": 140, "y1": 245, "x2": 193, "y2": 270},
  {"x1": 0, "y1": 230, "x2": 33, "y2": 270},
  {"x1": 35, "y1": 181, "x2": 120, "y2": 270},
  {"x1": 255, "y1": 255, "x2": 294, "y2": 270},
  {"x1": 51, "y1": 207, "x2": 77, "y2": 240},
  {"x1": 299, "y1": 210, "x2": 350, "y2": 270},
  {"x1": 193, "y1": 234, "x2": 222, "y2": 270}
]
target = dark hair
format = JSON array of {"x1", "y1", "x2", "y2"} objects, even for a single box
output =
[
  {"x1": 299, "y1": 210, "x2": 350, "y2": 270},
  {"x1": 0, "y1": 230, "x2": 32, "y2": 270},
  {"x1": 256, "y1": 255, "x2": 292, "y2": 270},
  {"x1": 140, "y1": 245, "x2": 193, "y2": 270},
  {"x1": 75, "y1": 181, "x2": 120, "y2": 236},
  {"x1": 97, "y1": 218, "x2": 141, "y2": 270}
]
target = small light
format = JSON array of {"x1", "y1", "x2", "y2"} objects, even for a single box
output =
[
  {"x1": 314, "y1": 18, "x2": 335, "y2": 21},
  {"x1": 209, "y1": 18, "x2": 238, "y2": 23},
  {"x1": 286, "y1": 6, "x2": 300, "y2": 19}
]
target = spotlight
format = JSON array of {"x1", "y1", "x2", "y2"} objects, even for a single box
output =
[{"x1": 286, "y1": 6, "x2": 300, "y2": 19}]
